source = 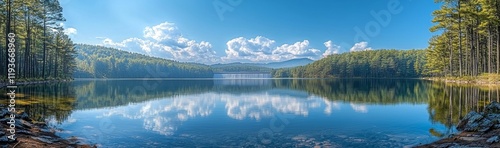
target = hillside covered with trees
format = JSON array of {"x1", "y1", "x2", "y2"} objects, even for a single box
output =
[
  {"x1": 0, "y1": 0, "x2": 76, "y2": 81},
  {"x1": 273, "y1": 49, "x2": 426, "y2": 78},
  {"x1": 74, "y1": 44, "x2": 214, "y2": 78}
]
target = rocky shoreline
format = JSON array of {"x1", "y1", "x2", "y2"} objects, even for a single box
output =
[
  {"x1": 417, "y1": 102, "x2": 500, "y2": 148},
  {"x1": 0, "y1": 107, "x2": 94, "y2": 148}
]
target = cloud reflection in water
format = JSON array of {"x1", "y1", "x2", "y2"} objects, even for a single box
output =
[{"x1": 101, "y1": 90, "x2": 340, "y2": 136}]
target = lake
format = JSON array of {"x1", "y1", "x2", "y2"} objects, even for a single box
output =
[{"x1": 5, "y1": 79, "x2": 499, "y2": 147}]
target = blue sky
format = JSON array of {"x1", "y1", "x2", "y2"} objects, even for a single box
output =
[{"x1": 60, "y1": 0, "x2": 440, "y2": 64}]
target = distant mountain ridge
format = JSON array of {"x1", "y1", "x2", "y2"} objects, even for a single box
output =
[{"x1": 261, "y1": 58, "x2": 314, "y2": 68}]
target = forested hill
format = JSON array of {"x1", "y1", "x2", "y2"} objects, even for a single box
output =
[
  {"x1": 73, "y1": 44, "x2": 213, "y2": 78},
  {"x1": 73, "y1": 44, "x2": 428, "y2": 78},
  {"x1": 272, "y1": 49, "x2": 426, "y2": 78}
]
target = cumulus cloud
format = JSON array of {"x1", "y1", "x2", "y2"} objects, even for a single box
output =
[
  {"x1": 322, "y1": 40, "x2": 340, "y2": 57},
  {"x1": 350, "y1": 42, "x2": 372, "y2": 52},
  {"x1": 223, "y1": 36, "x2": 321, "y2": 62},
  {"x1": 63, "y1": 28, "x2": 77, "y2": 36},
  {"x1": 57, "y1": 23, "x2": 77, "y2": 36},
  {"x1": 101, "y1": 22, "x2": 219, "y2": 64},
  {"x1": 98, "y1": 22, "x2": 374, "y2": 63},
  {"x1": 102, "y1": 38, "x2": 158, "y2": 55}
]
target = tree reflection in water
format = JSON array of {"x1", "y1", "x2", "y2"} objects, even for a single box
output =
[
  {"x1": 0, "y1": 82, "x2": 76, "y2": 123},
  {"x1": 426, "y1": 82, "x2": 500, "y2": 137},
  {"x1": 5, "y1": 79, "x2": 500, "y2": 138}
]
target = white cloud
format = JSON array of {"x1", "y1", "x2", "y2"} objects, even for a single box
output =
[
  {"x1": 350, "y1": 103, "x2": 368, "y2": 113},
  {"x1": 101, "y1": 90, "x2": 336, "y2": 135},
  {"x1": 143, "y1": 22, "x2": 181, "y2": 41},
  {"x1": 350, "y1": 42, "x2": 372, "y2": 52},
  {"x1": 223, "y1": 36, "x2": 321, "y2": 62},
  {"x1": 322, "y1": 40, "x2": 340, "y2": 57},
  {"x1": 99, "y1": 22, "x2": 372, "y2": 63},
  {"x1": 101, "y1": 22, "x2": 219, "y2": 64},
  {"x1": 103, "y1": 38, "x2": 157, "y2": 54},
  {"x1": 323, "y1": 100, "x2": 340, "y2": 115},
  {"x1": 56, "y1": 23, "x2": 77, "y2": 36},
  {"x1": 63, "y1": 28, "x2": 77, "y2": 36}
]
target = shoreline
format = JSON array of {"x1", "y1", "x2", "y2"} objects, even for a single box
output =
[
  {"x1": 0, "y1": 107, "x2": 95, "y2": 147},
  {"x1": 422, "y1": 75, "x2": 500, "y2": 86},
  {"x1": 0, "y1": 79, "x2": 72, "y2": 88},
  {"x1": 416, "y1": 102, "x2": 500, "y2": 147}
]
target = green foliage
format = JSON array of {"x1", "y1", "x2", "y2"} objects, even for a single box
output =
[
  {"x1": 273, "y1": 49, "x2": 426, "y2": 78},
  {"x1": 73, "y1": 44, "x2": 214, "y2": 78},
  {"x1": 0, "y1": 0, "x2": 75, "y2": 81},
  {"x1": 478, "y1": 73, "x2": 500, "y2": 82},
  {"x1": 427, "y1": 0, "x2": 500, "y2": 77}
]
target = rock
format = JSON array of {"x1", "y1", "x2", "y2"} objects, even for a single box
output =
[
  {"x1": 0, "y1": 136, "x2": 9, "y2": 142},
  {"x1": 436, "y1": 143, "x2": 458, "y2": 148},
  {"x1": 456, "y1": 109, "x2": 499, "y2": 132},
  {"x1": 17, "y1": 129, "x2": 34, "y2": 135},
  {"x1": 459, "y1": 136, "x2": 485, "y2": 141},
  {"x1": 484, "y1": 101, "x2": 500, "y2": 114},
  {"x1": 457, "y1": 111, "x2": 485, "y2": 131},
  {"x1": 477, "y1": 118, "x2": 494, "y2": 132},
  {"x1": 0, "y1": 109, "x2": 8, "y2": 117},
  {"x1": 487, "y1": 136, "x2": 499, "y2": 143},
  {"x1": 30, "y1": 135, "x2": 60, "y2": 144},
  {"x1": 13, "y1": 119, "x2": 28, "y2": 129},
  {"x1": 18, "y1": 112, "x2": 31, "y2": 121},
  {"x1": 423, "y1": 102, "x2": 500, "y2": 148},
  {"x1": 20, "y1": 120, "x2": 34, "y2": 128}
]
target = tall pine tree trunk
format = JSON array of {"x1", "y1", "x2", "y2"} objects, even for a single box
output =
[
  {"x1": 24, "y1": 8, "x2": 31, "y2": 79},
  {"x1": 449, "y1": 33, "x2": 454, "y2": 76},
  {"x1": 489, "y1": 26, "x2": 492, "y2": 73},
  {"x1": 497, "y1": 26, "x2": 500, "y2": 74},
  {"x1": 42, "y1": 16, "x2": 47, "y2": 80},
  {"x1": 4, "y1": 0, "x2": 11, "y2": 82},
  {"x1": 458, "y1": 0, "x2": 463, "y2": 76}
]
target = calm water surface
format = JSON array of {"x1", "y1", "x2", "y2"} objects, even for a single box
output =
[{"x1": 5, "y1": 79, "x2": 499, "y2": 147}]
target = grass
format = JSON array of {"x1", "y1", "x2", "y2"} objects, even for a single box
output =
[
  {"x1": 434, "y1": 73, "x2": 500, "y2": 82},
  {"x1": 477, "y1": 73, "x2": 500, "y2": 83},
  {"x1": 426, "y1": 73, "x2": 500, "y2": 87}
]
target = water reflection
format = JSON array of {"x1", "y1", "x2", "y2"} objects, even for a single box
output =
[
  {"x1": 350, "y1": 103, "x2": 368, "y2": 113},
  {"x1": 0, "y1": 82, "x2": 76, "y2": 123},
  {"x1": 72, "y1": 80, "x2": 213, "y2": 109},
  {"x1": 426, "y1": 82, "x2": 500, "y2": 137},
  {"x1": 214, "y1": 78, "x2": 272, "y2": 86},
  {"x1": 4, "y1": 79, "x2": 500, "y2": 147},
  {"x1": 99, "y1": 92, "x2": 331, "y2": 136}
]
